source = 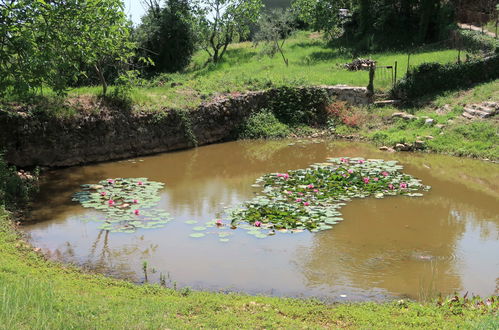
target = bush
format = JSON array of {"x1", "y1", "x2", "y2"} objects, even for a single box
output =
[
  {"x1": 135, "y1": 0, "x2": 196, "y2": 74},
  {"x1": 0, "y1": 155, "x2": 38, "y2": 208},
  {"x1": 457, "y1": 30, "x2": 499, "y2": 54},
  {"x1": 266, "y1": 87, "x2": 330, "y2": 126},
  {"x1": 239, "y1": 110, "x2": 290, "y2": 139},
  {"x1": 391, "y1": 55, "x2": 499, "y2": 100}
]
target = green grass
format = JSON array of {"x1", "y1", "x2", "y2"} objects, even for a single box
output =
[
  {"x1": 66, "y1": 31, "x2": 465, "y2": 111},
  {"x1": 0, "y1": 208, "x2": 496, "y2": 329},
  {"x1": 362, "y1": 80, "x2": 499, "y2": 160}
]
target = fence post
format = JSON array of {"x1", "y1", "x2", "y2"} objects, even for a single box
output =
[
  {"x1": 406, "y1": 53, "x2": 411, "y2": 75},
  {"x1": 367, "y1": 63, "x2": 375, "y2": 96},
  {"x1": 394, "y1": 61, "x2": 398, "y2": 85}
]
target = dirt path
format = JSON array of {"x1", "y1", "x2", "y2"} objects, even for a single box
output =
[{"x1": 458, "y1": 23, "x2": 497, "y2": 38}]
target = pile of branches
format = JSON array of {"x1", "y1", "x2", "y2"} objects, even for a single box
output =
[{"x1": 344, "y1": 58, "x2": 376, "y2": 71}]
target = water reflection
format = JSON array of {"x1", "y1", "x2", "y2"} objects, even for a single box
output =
[{"x1": 23, "y1": 140, "x2": 499, "y2": 301}]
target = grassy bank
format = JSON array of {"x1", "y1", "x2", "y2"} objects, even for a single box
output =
[
  {"x1": 0, "y1": 209, "x2": 497, "y2": 329},
  {"x1": 17, "y1": 31, "x2": 464, "y2": 112}
]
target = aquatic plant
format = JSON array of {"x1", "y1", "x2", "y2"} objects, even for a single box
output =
[
  {"x1": 229, "y1": 157, "x2": 430, "y2": 233},
  {"x1": 72, "y1": 178, "x2": 171, "y2": 232}
]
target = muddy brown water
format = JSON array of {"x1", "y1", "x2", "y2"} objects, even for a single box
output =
[{"x1": 22, "y1": 140, "x2": 499, "y2": 302}]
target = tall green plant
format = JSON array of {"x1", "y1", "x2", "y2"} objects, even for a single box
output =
[
  {"x1": 196, "y1": 0, "x2": 263, "y2": 63},
  {"x1": 0, "y1": 0, "x2": 135, "y2": 97}
]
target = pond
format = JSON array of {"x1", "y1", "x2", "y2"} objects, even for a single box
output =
[{"x1": 21, "y1": 140, "x2": 499, "y2": 302}]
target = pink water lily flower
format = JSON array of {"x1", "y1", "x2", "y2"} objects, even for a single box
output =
[
  {"x1": 313, "y1": 189, "x2": 319, "y2": 193},
  {"x1": 133, "y1": 199, "x2": 138, "y2": 204},
  {"x1": 216, "y1": 219, "x2": 223, "y2": 226},
  {"x1": 108, "y1": 199, "x2": 115, "y2": 206},
  {"x1": 348, "y1": 169, "x2": 354, "y2": 174},
  {"x1": 134, "y1": 209, "x2": 140, "y2": 215},
  {"x1": 107, "y1": 179, "x2": 114, "y2": 184},
  {"x1": 295, "y1": 198, "x2": 303, "y2": 203},
  {"x1": 137, "y1": 181, "x2": 143, "y2": 185},
  {"x1": 340, "y1": 158, "x2": 348, "y2": 163},
  {"x1": 363, "y1": 177, "x2": 370, "y2": 184},
  {"x1": 303, "y1": 202, "x2": 310, "y2": 206},
  {"x1": 286, "y1": 190, "x2": 293, "y2": 195},
  {"x1": 382, "y1": 171, "x2": 389, "y2": 177},
  {"x1": 254, "y1": 221, "x2": 262, "y2": 227},
  {"x1": 358, "y1": 159, "x2": 365, "y2": 164},
  {"x1": 100, "y1": 191, "x2": 107, "y2": 196},
  {"x1": 373, "y1": 177, "x2": 379, "y2": 182},
  {"x1": 388, "y1": 183, "x2": 395, "y2": 190},
  {"x1": 283, "y1": 173, "x2": 289, "y2": 179},
  {"x1": 400, "y1": 182, "x2": 408, "y2": 189},
  {"x1": 298, "y1": 192, "x2": 304, "y2": 196},
  {"x1": 307, "y1": 184, "x2": 314, "y2": 189}
]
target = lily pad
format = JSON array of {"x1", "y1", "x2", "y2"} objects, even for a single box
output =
[
  {"x1": 228, "y1": 157, "x2": 429, "y2": 234},
  {"x1": 189, "y1": 233, "x2": 205, "y2": 238}
]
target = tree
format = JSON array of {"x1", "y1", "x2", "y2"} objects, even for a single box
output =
[
  {"x1": 136, "y1": 0, "x2": 196, "y2": 74},
  {"x1": 254, "y1": 8, "x2": 295, "y2": 66},
  {"x1": 0, "y1": 0, "x2": 135, "y2": 97},
  {"x1": 291, "y1": 0, "x2": 353, "y2": 40},
  {"x1": 196, "y1": 0, "x2": 263, "y2": 63}
]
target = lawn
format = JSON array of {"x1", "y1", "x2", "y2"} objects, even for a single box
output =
[{"x1": 69, "y1": 31, "x2": 465, "y2": 111}]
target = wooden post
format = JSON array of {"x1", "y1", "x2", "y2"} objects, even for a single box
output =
[
  {"x1": 367, "y1": 63, "x2": 375, "y2": 96},
  {"x1": 394, "y1": 61, "x2": 398, "y2": 84},
  {"x1": 407, "y1": 53, "x2": 411, "y2": 75}
]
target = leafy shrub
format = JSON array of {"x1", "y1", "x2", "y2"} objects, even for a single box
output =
[
  {"x1": 391, "y1": 55, "x2": 499, "y2": 100},
  {"x1": 239, "y1": 110, "x2": 290, "y2": 139},
  {"x1": 135, "y1": 0, "x2": 196, "y2": 74},
  {"x1": 457, "y1": 30, "x2": 499, "y2": 54},
  {"x1": 326, "y1": 102, "x2": 366, "y2": 128},
  {"x1": 266, "y1": 87, "x2": 330, "y2": 126},
  {"x1": 0, "y1": 155, "x2": 38, "y2": 208}
]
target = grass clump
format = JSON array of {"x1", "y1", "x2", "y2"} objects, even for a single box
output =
[{"x1": 239, "y1": 110, "x2": 290, "y2": 139}]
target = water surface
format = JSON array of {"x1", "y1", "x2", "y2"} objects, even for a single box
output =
[{"x1": 22, "y1": 140, "x2": 499, "y2": 301}]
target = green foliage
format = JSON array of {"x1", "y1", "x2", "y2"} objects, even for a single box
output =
[
  {"x1": 254, "y1": 8, "x2": 296, "y2": 66},
  {"x1": 171, "y1": 108, "x2": 198, "y2": 146},
  {"x1": 457, "y1": 29, "x2": 499, "y2": 54},
  {"x1": 230, "y1": 157, "x2": 428, "y2": 232},
  {"x1": 266, "y1": 86, "x2": 329, "y2": 126},
  {"x1": 196, "y1": 0, "x2": 263, "y2": 63},
  {"x1": 326, "y1": 0, "x2": 456, "y2": 50},
  {"x1": 135, "y1": 0, "x2": 196, "y2": 74},
  {"x1": 291, "y1": 0, "x2": 352, "y2": 40},
  {"x1": 239, "y1": 110, "x2": 290, "y2": 139},
  {"x1": 72, "y1": 178, "x2": 171, "y2": 232},
  {"x1": 0, "y1": 0, "x2": 136, "y2": 97},
  {"x1": 392, "y1": 55, "x2": 499, "y2": 100},
  {"x1": 0, "y1": 155, "x2": 38, "y2": 208}
]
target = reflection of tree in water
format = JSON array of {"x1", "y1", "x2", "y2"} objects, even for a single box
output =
[
  {"x1": 48, "y1": 229, "x2": 157, "y2": 282},
  {"x1": 300, "y1": 170, "x2": 499, "y2": 299}
]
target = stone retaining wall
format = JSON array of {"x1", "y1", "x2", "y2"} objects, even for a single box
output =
[{"x1": 0, "y1": 86, "x2": 371, "y2": 167}]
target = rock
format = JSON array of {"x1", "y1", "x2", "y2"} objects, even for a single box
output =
[
  {"x1": 424, "y1": 118, "x2": 434, "y2": 125},
  {"x1": 391, "y1": 112, "x2": 416, "y2": 121},
  {"x1": 395, "y1": 143, "x2": 412, "y2": 151},
  {"x1": 414, "y1": 140, "x2": 425, "y2": 149},
  {"x1": 425, "y1": 136, "x2": 434, "y2": 140},
  {"x1": 462, "y1": 101, "x2": 499, "y2": 119},
  {"x1": 379, "y1": 146, "x2": 395, "y2": 152},
  {"x1": 435, "y1": 124, "x2": 445, "y2": 129}
]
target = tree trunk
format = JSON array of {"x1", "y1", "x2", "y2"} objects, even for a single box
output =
[
  {"x1": 94, "y1": 64, "x2": 107, "y2": 96},
  {"x1": 418, "y1": 0, "x2": 436, "y2": 43}
]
